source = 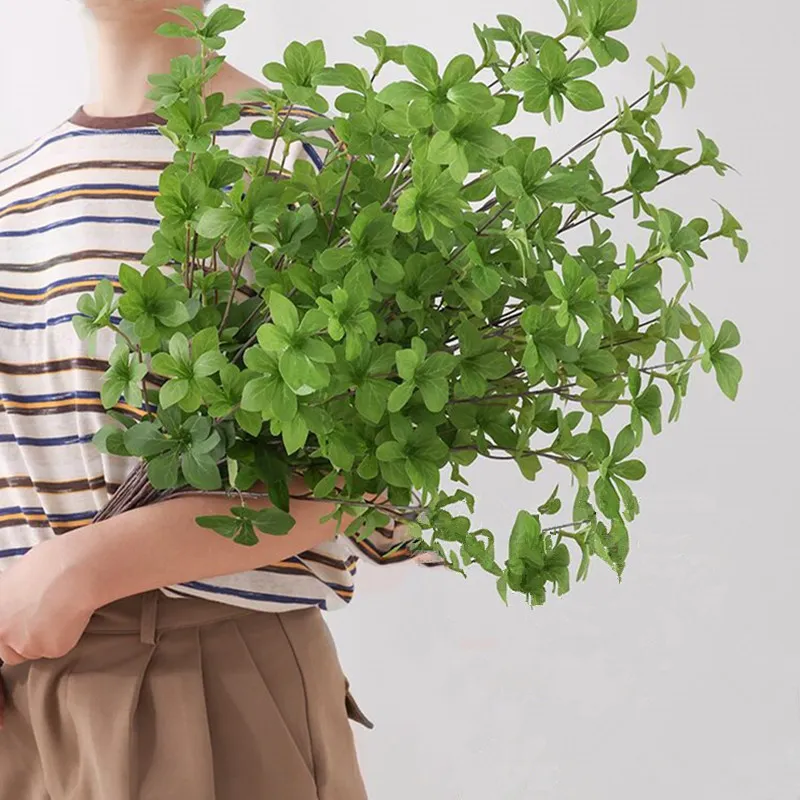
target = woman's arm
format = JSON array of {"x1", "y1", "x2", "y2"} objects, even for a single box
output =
[
  {"x1": 0, "y1": 476, "x2": 390, "y2": 668},
  {"x1": 38, "y1": 478, "x2": 358, "y2": 613}
]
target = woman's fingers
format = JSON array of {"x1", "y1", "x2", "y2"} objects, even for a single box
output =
[
  {"x1": 0, "y1": 670, "x2": 6, "y2": 730},
  {"x1": 0, "y1": 644, "x2": 25, "y2": 667}
]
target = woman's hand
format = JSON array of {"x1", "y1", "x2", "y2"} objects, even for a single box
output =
[{"x1": 0, "y1": 539, "x2": 96, "y2": 667}]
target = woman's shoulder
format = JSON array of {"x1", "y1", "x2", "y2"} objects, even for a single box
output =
[{"x1": 212, "y1": 65, "x2": 340, "y2": 171}]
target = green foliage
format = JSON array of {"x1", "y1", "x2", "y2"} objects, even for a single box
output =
[{"x1": 75, "y1": 0, "x2": 747, "y2": 609}]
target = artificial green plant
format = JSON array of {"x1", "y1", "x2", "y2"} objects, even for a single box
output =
[{"x1": 77, "y1": 0, "x2": 748, "y2": 607}]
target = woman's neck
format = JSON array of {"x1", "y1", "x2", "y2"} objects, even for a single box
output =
[{"x1": 82, "y1": 9, "x2": 200, "y2": 117}]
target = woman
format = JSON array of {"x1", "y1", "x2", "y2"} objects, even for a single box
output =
[{"x1": 0, "y1": 1, "x2": 422, "y2": 797}]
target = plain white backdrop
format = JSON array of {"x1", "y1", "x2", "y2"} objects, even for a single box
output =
[{"x1": 1, "y1": 1, "x2": 797, "y2": 798}]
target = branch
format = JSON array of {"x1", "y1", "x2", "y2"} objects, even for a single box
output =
[
  {"x1": 551, "y1": 82, "x2": 666, "y2": 166},
  {"x1": 327, "y1": 155, "x2": 357, "y2": 244},
  {"x1": 451, "y1": 445, "x2": 586, "y2": 466},
  {"x1": 446, "y1": 201, "x2": 512, "y2": 266},
  {"x1": 266, "y1": 104, "x2": 295, "y2": 176},
  {"x1": 558, "y1": 165, "x2": 697, "y2": 235},
  {"x1": 217, "y1": 256, "x2": 247, "y2": 334}
]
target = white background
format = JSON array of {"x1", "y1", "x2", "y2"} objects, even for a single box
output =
[{"x1": 1, "y1": 1, "x2": 797, "y2": 798}]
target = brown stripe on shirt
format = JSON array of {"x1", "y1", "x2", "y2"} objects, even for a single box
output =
[
  {"x1": 0, "y1": 188, "x2": 159, "y2": 219},
  {"x1": 0, "y1": 249, "x2": 146, "y2": 273},
  {"x1": 0, "y1": 475, "x2": 117, "y2": 494},
  {"x1": 0, "y1": 161, "x2": 170, "y2": 199},
  {"x1": 0, "y1": 357, "x2": 107, "y2": 375},
  {"x1": 0, "y1": 278, "x2": 123, "y2": 306},
  {"x1": 0, "y1": 400, "x2": 145, "y2": 418}
]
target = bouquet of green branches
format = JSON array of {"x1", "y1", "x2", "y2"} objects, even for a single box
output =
[{"x1": 76, "y1": 0, "x2": 747, "y2": 607}]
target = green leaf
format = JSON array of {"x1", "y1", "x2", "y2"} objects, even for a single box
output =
[
  {"x1": 193, "y1": 350, "x2": 228, "y2": 378},
  {"x1": 155, "y1": 22, "x2": 196, "y2": 39},
  {"x1": 269, "y1": 291, "x2": 299, "y2": 333},
  {"x1": 538, "y1": 39, "x2": 568, "y2": 81},
  {"x1": 612, "y1": 460, "x2": 646, "y2": 481},
  {"x1": 196, "y1": 515, "x2": 242, "y2": 539},
  {"x1": 251, "y1": 507, "x2": 296, "y2": 536},
  {"x1": 256, "y1": 324, "x2": 290, "y2": 354},
  {"x1": 312, "y1": 470, "x2": 340, "y2": 498},
  {"x1": 713, "y1": 320, "x2": 740, "y2": 352},
  {"x1": 376, "y1": 440, "x2": 405, "y2": 462},
  {"x1": 169, "y1": 332, "x2": 191, "y2": 366},
  {"x1": 504, "y1": 64, "x2": 548, "y2": 95},
  {"x1": 442, "y1": 54, "x2": 477, "y2": 89},
  {"x1": 581, "y1": 0, "x2": 638, "y2": 32},
  {"x1": 544, "y1": 270, "x2": 566, "y2": 301},
  {"x1": 123, "y1": 421, "x2": 173, "y2": 457},
  {"x1": 281, "y1": 414, "x2": 309, "y2": 453},
  {"x1": 403, "y1": 45, "x2": 440, "y2": 90},
  {"x1": 418, "y1": 378, "x2": 449, "y2": 412},
  {"x1": 508, "y1": 510, "x2": 542, "y2": 564},
  {"x1": 160, "y1": 378, "x2": 190, "y2": 408},
  {"x1": 594, "y1": 476, "x2": 620, "y2": 519},
  {"x1": 100, "y1": 378, "x2": 126, "y2": 410},
  {"x1": 711, "y1": 352, "x2": 743, "y2": 400},
  {"x1": 181, "y1": 451, "x2": 222, "y2": 490},
  {"x1": 233, "y1": 523, "x2": 260, "y2": 547},
  {"x1": 355, "y1": 379, "x2": 392, "y2": 424},
  {"x1": 376, "y1": 81, "x2": 428, "y2": 107},
  {"x1": 387, "y1": 382, "x2": 415, "y2": 413},
  {"x1": 564, "y1": 80, "x2": 605, "y2": 111},
  {"x1": 629, "y1": 153, "x2": 659, "y2": 192},
  {"x1": 156, "y1": 302, "x2": 191, "y2": 328},
  {"x1": 196, "y1": 207, "x2": 236, "y2": 238},
  {"x1": 204, "y1": 5, "x2": 246, "y2": 36},
  {"x1": 148, "y1": 449, "x2": 181, "y2": 489},
  {"x1": 538, "y1": 486, "x2": 562, "y2": 516},
  {"x1": 447, "y1": 82, "x2": 495, "y2": 112},
  {"x1": 493, "y1": 166, "x2": 525, "y2": 198},
  {"x1": 192, "y1": 326, "x2": 219, "y2": 358},
  {"x1": 611, "y1": 426, "x2": 636, "y2": 463}
]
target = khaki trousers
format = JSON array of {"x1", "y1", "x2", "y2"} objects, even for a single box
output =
[{"x1": 0, "y1": 590, "x2": 372, "y2": 799}]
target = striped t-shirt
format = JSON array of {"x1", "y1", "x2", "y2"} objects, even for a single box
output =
[{"x1": 0, "y1": 103, "x2": 417, "y2": 612}]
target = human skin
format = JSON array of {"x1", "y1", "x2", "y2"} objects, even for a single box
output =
[{"x1": 0, "y1": 0, "x2": 352, "y2": 724}]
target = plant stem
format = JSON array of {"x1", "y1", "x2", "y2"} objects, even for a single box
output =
[
  {"x1": 450, "y1": 445, "x2": 585, "y2": 466},
  {"x1": 446, "y1": 201, "x2": 512, "y2": 266},
  {"x1": 109, "y1": 323, "x2": 136, "y2": 351},
  {"x1": 542, "y1": 519, "x2": 593, "y2": 535},
  {"x1": 328, "y1": 155, "x2": 357, "y2": 244},
  {"x1": 238, "y1": 297, "x2": 267, "y2": 333},
  {"x1": 217, "y1": 256, "x2": 247, "y2": 334},
  {"x1": 266, "y1": 104, "x2": 295, "y2": 177},
  {"x1": 559, "y1": 165, "x2": 697, "y2": 235},
  {"x1": 551, "y1": 83, "x2": 665, "y2": 166},
  {"x1": 380, "y1": 176, "x2": 414, "y2": 211}
]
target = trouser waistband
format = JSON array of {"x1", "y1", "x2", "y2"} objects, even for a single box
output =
[{"x1": 86, "y1": 590, "x2": 261, "y2": 646}]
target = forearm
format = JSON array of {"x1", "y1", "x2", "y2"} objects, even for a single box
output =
[{"x1": 38, "y1": 485, "x2": 348, "y2": 612}]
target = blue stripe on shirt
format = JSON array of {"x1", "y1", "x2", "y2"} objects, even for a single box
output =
[
  {"x1": 0, "y1": 506, "x2": 94, "y2": 522},
  {"x1": 302, "y1": 142, "x2": 324, "y2": 171},
  {"x1": 0, "y1": 547, "x2": 32, "y2": 558},
  {"x1": 0, "y1": 432, "x2": 96, "y2": 447},
  {"x1": 0, "y1": 215, "x2": 159, "y2": 238},
  {"x1": 0, "y1": 314, "x2": 122, "y2": 331},
  {"x1": 0, "y1": 274, "x2": 119, "y2": 297},
  {"x1": 1, "y1": 122, "x2": 317, "y2": 179},
  {"x1": 178, "y1": 580, "x2": 328, "y2": 609},
  {"x1": 0, "y1": 128, "x2": 163, "y2": 178},
  {"x1": 0, "y1": 390, "x2": 103, "y2": 403}
]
